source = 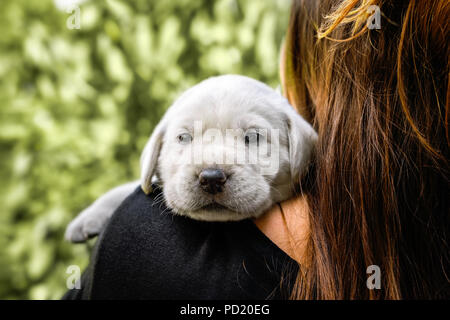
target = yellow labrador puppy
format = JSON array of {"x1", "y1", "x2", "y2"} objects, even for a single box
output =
[{"x1": 65, "y1": 75, "x2": 317, "y2": 242}]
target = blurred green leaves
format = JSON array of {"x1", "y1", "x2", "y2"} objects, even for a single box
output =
[{"x1": 0, "y1": 0, "x2": 289, "y2": 299}]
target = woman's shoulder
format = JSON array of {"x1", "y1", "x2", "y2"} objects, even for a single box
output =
[{"x1": 77, "y1": 186, "x2": 298, "y2": 299}]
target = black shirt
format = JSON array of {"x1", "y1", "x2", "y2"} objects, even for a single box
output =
[{"x1": 62, "y1": 187, "x2": 298, "y2": 299}]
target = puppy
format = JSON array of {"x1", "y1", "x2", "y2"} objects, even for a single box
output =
[{"x1": 65, "y1": 75, "x2": 317, "y2": 243}]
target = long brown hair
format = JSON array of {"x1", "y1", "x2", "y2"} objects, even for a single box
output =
[{"x1": 283, "y1": 0, "x2": 449, "y2": 299}]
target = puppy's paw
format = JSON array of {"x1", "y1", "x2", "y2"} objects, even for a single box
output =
[{"x1": 64, "y1": 214, "x2": 106, "y2": 243}]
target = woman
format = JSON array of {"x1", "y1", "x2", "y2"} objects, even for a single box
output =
[
  {"x1": 276, "y1": 0, "x2": 449, "y2": 299},
  {"x1": 65, "y1": 0, "x2": 449, "y2": 299}
]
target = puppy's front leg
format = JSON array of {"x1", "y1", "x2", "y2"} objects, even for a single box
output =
[{"x1": 65, "y1": 180, "x2": 140, "y2": 243}]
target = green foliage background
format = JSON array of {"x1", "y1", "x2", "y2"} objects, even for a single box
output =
[{"x1": 0, "y1": 0, "x2": 289, "y2": 299}]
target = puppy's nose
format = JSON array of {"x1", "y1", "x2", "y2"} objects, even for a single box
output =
[{"x1": 199, "y1": 169, "x2": 227, "y2": 194}]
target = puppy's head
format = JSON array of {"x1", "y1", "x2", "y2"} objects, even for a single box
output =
[{"x1": 140, "y1": 75, "x2": 317, "y2": 221}]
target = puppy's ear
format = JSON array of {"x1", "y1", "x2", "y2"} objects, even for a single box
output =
[
  {"x1": 283, "y1": 103, "x2": 318, "y2": 182},
  {"x1": 140, "y1": 119, "x2": 167, "y2": 194}
]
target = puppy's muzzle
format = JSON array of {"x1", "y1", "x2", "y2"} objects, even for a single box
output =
[{"x1": 199, "y1": 168, "x2": 227, "y2": 194}]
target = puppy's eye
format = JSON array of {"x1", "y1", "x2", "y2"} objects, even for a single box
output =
[
  {"x1": 177, "y1": 133, "x2": 192, "y2": 144},
  {"x1": 244, "y1": 130, "x2": 260, "y2": 146}
]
